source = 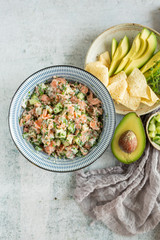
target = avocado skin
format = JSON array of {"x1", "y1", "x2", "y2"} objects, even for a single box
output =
[{"x1": 111, "y1": 112, "x2": 146, "y2": 164}]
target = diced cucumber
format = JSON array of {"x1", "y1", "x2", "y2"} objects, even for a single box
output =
[
  {"x1": 82, "y1": 123, "x2": 89, "y2": 131},
  {"x1": 65, "y1": 85, "x2": 74, "y2": 94},
  {"x1": 148, "y1": 123, "x2": 156, "y2": 132},
  {"x1": 62, "y1": 135, "x2": 73, "y2": 146},
  {"x1": 60, "y1": 116, "x2": 68, "y2": 125},
  {"x1": 28, "y1": 130, "x2": 36, "y2": 138},
  {"x1": 155, "y1": 141, "x2": 160, "y2": 146},
  {"x1": 67, "y1": 135, "x2": 74, "y2": 144},
  {"x1": 153, "y1": 136, "x2": 160, "y2": 141},
  {"x1": 74, "y1": 137, "x2": 83, "y2": 147},
  {"x1": 46, "y1": 105, "x2": 53, "y2": 114},
  {"x1": 155, "y1": 114, "x2": 160, "y2": 123},
  {"x1": 153, "y1": 136, "x2": 160, "y2": 145},
  {"x1": 76, "y1": 151, "x2": 83, "y2": 157},
  {"x1": 38, "y1": 83, "x2": 47, "y2": 95},
  {"x1": 88, "y1": 138, "x2": 97, "y2": 146},
  {"x1": 154, "y1": 140, "x2": 160, "y2": 145},
  {"x1": 148, "y1": 131, "x2": 156, "y2": 138},
  {"x1": 35, "y1": 107, "x2": 42, "y2": 116},
  {"x1": 156, "y1": 126, "x2": 160, "y2": 134},
  {"x1": 68, "y1": 123, "x2": 75, "y2": 133},
  {"x1": 156, "y1": 122, "x2": 160, "y2": 127},
  {"x1": 46, "y1": 86, "x2": 53, "y2": 96},
  {"x1": 35, "y1": 146, "x2": 43, "y2": 151},
  {"x1": 150, "y1": 118, "x2": 155, "y2": 125},
  {"x1": 71, "y1": 146, "x2": 78, "y2": 154},
  {"x1": 39, "y1": 83, "x2": 47, "y2": 90},
  {"x1": 22, "y1": 132, "x2": 29, "y2": 139},
  {"x1": 75, "y1": 110, "x2": 82, "y2": 117},
  {"x1": 62, "y1": 140, "x2": 70, "y2": 147},
  {"x1": 29, "y1": 94, "x2": 40, "y2": 105},
  {"x1": 77, "y1": 92, "x2": 85, "y2": 100},
  {"x1": 74, "y1": 104, "x2": 80, "y2": 111},
  {"x1": 53, "y1": 102, "x2": 63, "y2": 114},
  {"x1": 55, "y1": 129, "x2": 66, "y2": 139},
  {"x1": 55, "y1": 139, "x2": 61, "y2": 146}
]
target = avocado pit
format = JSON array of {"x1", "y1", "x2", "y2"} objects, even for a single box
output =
[{"x1": 118, "y1": 130, "x2": 137, "y2": 154}]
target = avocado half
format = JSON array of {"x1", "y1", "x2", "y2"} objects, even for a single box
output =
[{"x1": 111, "y1": 112, "x2": 146, "y2": 164}]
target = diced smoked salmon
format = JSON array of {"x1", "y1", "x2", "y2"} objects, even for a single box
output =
[
  {"x1": 90, "y1": 120, "x2": 100, "y2": 130},
  {"x1": 80, "y1": 85, "x2": 88, "y2": 94},
  {"x1": 50, "y1": 79, "x2": 58, "y2": 89},
  {"x1": 41, "y1": 94, "x2": 50, "y2": 103},
  {"x1": 87, "y1": 91, "x2": 101, "y2": 105},
  {"x1": 34, "y1": 118, "x2": 43, "y2": 129},
  {"x1": 41, "y1": 109, "x2": 52, "y2": 119},
  {"x1": 44, "y1": 141, "x2": 55, "y2": 155}
]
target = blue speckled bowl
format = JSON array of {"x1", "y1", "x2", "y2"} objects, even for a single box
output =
[{"x1": 9, "y1": 66, "x2": 116, "y2": 172}]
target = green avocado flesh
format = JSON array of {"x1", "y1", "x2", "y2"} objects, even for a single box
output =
[
  {"x1": 111, "y1": 38, "x2": 118, "y2": 59},
  {"x1": 114, "y1": 33, "x2": 141, "y2": 74},
  {"x1": 111, "y1": 112, "x2": 146, "y2": 164},
  {"x1": 141, "y1": 50, "x2": 160, "y2": 73},
  {"x1": 109, "y1": 28, "x2": 157, "y2": 77},
  {"x1": 124, "y1": 32, "x2": 157, "y2": 75},
  {"x1": 132, "y1": 28, "x2": 150, "y2": 60},
  {"x1": 108, "y1": 35, "x2": 129, "y2": 77}
]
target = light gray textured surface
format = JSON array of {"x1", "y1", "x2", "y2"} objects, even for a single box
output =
[{"x1": 1, "y1": 0, "x2": 160, "y2": 239}]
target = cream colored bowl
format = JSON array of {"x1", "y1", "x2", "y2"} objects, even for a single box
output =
[
  {"x1": 146, "y1": 112, "x2": 160, "y2": 150},
  {"x1": 85, "y1": 23, "x2": 160, "y2": 116}
]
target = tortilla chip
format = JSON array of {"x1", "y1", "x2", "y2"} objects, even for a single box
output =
[
  {"x1": 109, "y1": 71, "x2": 127, "y2": 85},
  {"x1": 107, "y1": 78, "x2": 127, "y2": 101},
  {"x1": 127, "y1": 68, "x2": 149, "y2": 99},
  {"x1": 141, "y1": 86, "x2": 159, "y2": 106},
  {"x1": 117, "y1": 89, "x2": 141, "y2": 111},
  {"x1": 85, "y1": 61, "x2": 109, "y2": 87},
  {"x1": 98, "y1": 51, "x2": 111, "y2": 68}
]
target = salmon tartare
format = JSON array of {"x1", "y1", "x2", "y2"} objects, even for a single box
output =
[{"x1": 19, "y1": 77, "x2": 103, "y2": 159}]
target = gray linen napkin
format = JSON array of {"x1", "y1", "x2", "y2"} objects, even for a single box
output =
[{"x1": 74, "y1": 112, "x2": 160, "y2": 236}]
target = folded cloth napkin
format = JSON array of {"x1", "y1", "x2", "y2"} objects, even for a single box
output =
[{"x1": 74, "y1": 112, "x2": 160, "y2": 236}]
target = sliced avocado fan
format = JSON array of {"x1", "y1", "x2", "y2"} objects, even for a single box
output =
[
  {"x1": 108, "y1": 35, "x2": 129, "y2": 77},
  {"x1": 132, "y1": 28, "x2": 150, "y2": 60},
  {"x1": 124, "y1": 32, "x2": 157, "y2": 75},
  {"x1": 114, "y1": 33, "x2": 141, "y2": 74}
]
